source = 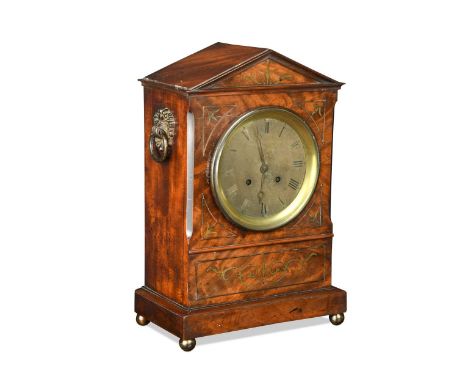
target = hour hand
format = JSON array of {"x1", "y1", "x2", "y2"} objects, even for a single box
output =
[{"x1": 257, "y1": 173, "x2": 265, "y2": 204}]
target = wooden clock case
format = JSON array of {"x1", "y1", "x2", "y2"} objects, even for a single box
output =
[{"x1": 134, "y1": 43, "x2": 347, "y2": 351}]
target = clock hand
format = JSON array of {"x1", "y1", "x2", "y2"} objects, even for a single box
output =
[
  {"x1": 257, "y1": 172, "x2": 265, "y2": 204},
  {"x1": 255, "y1": 126, "x2": 269, "y2": 205},
  {"x1": 255, "y1": 126, "x2": 266, "y2": 165}
]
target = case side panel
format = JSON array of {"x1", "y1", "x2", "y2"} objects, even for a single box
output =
[{"x1": 144, "y1": 86, "x2": 189, "y2": 305}]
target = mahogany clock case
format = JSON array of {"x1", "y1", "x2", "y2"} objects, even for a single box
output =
[{"x1": 134, "y1": 43, "x2": 347, "y2": 349}]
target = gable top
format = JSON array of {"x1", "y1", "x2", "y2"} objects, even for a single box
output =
[{"x1": 140, "y1": 42, "x2": 343, "y2": 92}]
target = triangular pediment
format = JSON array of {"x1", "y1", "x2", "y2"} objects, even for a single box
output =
[
  {"x1": 141, "y1": 43, "x2": 342, "y2": 92},
  {"x1": 204, "y1": 58, "x2": 322, "y2": 89}
]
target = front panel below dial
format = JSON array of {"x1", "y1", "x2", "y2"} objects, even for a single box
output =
[{"x1": 188, "y1": 239, "x2": 331, "y2": 306}]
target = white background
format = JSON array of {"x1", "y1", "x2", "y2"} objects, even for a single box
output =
[{"x1": 1, "y1": 0, "x2": 467, "y2": 381}]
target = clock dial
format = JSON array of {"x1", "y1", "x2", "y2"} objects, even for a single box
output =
[
  {"x1": 211, "y1": 108, "x2": 319, "y2": 231},
  {"x1": 218, "y1": 120, "x2": 307, "y2": 217}
]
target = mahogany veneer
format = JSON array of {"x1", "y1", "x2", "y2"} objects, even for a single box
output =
[{"x1": 135, "y1": 43, "x2": 347, "y2": 350}]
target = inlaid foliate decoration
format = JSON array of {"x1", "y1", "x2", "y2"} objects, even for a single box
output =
[
  {"x1": 209, "y1": 59, "x2": 319, "y2": 88},
  {"x1": 295, "y1": 99, "x2": 327, "y2": 144},
  {"x1": 201, "y1": 194, "x2": 236, "y2": 239},
  {"x1": 289, "y1": 183, "x2": 323, "y2": 229},
  {"x1": 195, "y1": 246, "x2": 326, "y2": 299},
  {"x1": 201, "y1": 104, "x2": 237, "y2": 156},
  {"x1": 206, "y1": 252, "x2": 318, "y2": 285}
]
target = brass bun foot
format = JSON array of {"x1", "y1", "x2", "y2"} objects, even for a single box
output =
[
  {"x1": 329, "y1": 313, "x2": 345, "y2": 326},
  {"x1": 179, "y1": 338, "x2": 196, "y2": 352},
  {"x1": 136, "y1": 314, "x2": 150, "y2": 326}
]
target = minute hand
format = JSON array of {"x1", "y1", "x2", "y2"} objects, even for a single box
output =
[
  {"x1": 255, "y1": 127, "x2": 268, "y2": 205},
  {"x1": 255, "y1": 127, "x2": 266, "y2": 165}
]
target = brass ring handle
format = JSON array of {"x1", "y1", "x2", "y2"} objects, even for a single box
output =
[
  {"x1": 149, "y1": 128, "x2": 169, "y2": 162},
  {"x1": 149, "y1": 107, "x2": 176, "y2": 162}
]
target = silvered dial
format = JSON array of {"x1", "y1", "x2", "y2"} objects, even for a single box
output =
[{"x1": 211, "y1": 108, "x2": 319, "y2": 231}]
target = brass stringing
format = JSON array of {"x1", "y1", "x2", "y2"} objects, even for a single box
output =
[{"x1": 206, "y1": 252, "x2": 318, "y2": 285}]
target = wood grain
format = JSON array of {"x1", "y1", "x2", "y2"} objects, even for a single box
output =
[
  {"x1": 136, "y1": 43, "x2": 346, "y2": 340},
  {"x1": 188, "y1": 238, "x2": 332, "y2": 306},
  {"x1": 144, "y1": 42, "x2": 267, "y2": 90},
  {"x1": 188, "y1": 90, "x2": 337, "y2": 252},
  {"x1": 140, "y1": 42, "x2": 343, "y2": 92},
  {"x1": 143, "y1": 87, "x2": 189, "y2": 305},
  {"x1": 135, "y1": 286, "x2": 347, "y2": 339}
]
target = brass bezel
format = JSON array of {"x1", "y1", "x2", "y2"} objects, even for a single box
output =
[{"x1": 210, "y1": 107, "x2": 320, "y2": 231}]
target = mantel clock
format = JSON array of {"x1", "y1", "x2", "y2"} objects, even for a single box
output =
[{"x1": 134, "y1": 43, "x2": 347, "y2": 351}]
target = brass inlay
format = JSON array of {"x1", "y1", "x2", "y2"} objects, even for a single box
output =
[
  {"x1": 290, "y1": 183, "x2": 323, "y2": 229},
  {"x1": 206, "y1": 252, "x2": 318, "y2": 285},
  {"x1": 213, "y1": 59, "x2": 317, "y2": 88},
  {"x1": 202, "y1": 105, "x2": 237, "y2": 156},
  {"x1": 237, "y1": 60, "x2": 293, "y2": 86},
  {"x1": 201, "y1": 194, "x2": 236, "y2": 239},
  {"x1": 295, "y1": 99, "x2": 326, "y2": 144}
]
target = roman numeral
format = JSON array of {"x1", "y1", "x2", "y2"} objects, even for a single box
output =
[
  {"x1": 242, "y1": 128, "x2": 250, "y2": 141},
  {"x1": 290, "y1": 140, "x2": 300, "y2": 149},
  {"x1": 240, "y1": 198, "x2": 250, "y2": 212},
  {"x1": 292, "y1": 160, "x2": 305, "y2": 167},
  {"x1": 227, "y1": 184, "x2": 238, "y2": 196},
  {"x1": 261, "y1": 202, "x2": 268, "y2": 216},
  {"x1": 278, "y1": 197, "x2": 285, "y2": 206},
  {"x1": 264, "y1": 120, "x2": 270, "y2": 134},
  {"x1": 288, "y1": 178, "x2": 300, "y2": 190},
  {"x1": 279, "y1": 125, "x2": 285, "y2": 137}
]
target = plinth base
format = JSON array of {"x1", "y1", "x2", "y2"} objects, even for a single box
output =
[{"x1": 135, "y1": 286, "x2": 346, "y2": 345}]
